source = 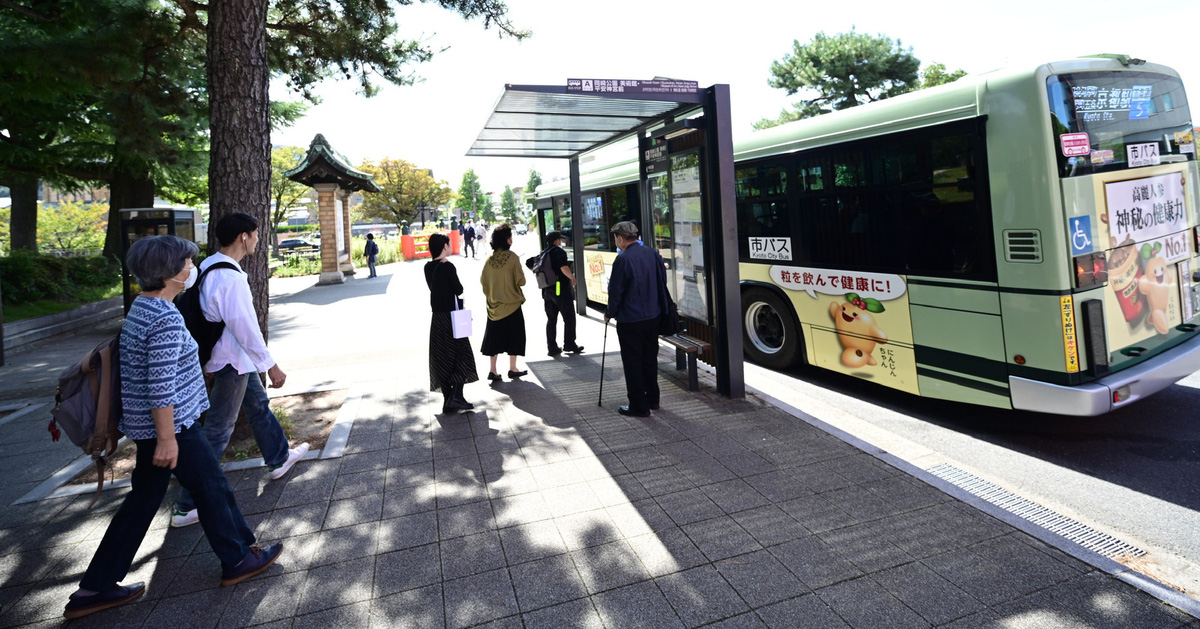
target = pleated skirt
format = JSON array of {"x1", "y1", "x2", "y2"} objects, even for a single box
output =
[
  {"x1": 480, "y1": 308, "x2": 526, "y2": 357},
  {"x1": 429, "y1": 312, "x2": 479, "y2": 392}
]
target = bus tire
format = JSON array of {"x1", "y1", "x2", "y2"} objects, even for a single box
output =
[{"x1": 741, "y1": 287, "x2": 802, "y2": 369}]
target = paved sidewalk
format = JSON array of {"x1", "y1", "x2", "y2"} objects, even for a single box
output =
[{"x1": 0, "y1": 253, "x2": 1196, "y2": 628}]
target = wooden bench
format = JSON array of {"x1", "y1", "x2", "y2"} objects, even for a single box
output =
[{"x1": 659, "y1": 333, "x2": 711, "y2": 392}]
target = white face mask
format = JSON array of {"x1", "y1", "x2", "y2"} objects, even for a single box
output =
[{"x1": 171, "y1": 266, "x2": 198, "y2": 290}]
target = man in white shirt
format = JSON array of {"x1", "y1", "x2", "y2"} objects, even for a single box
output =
[{"x1": 172, "y1": 212, "x2": 309, "y2": 528}]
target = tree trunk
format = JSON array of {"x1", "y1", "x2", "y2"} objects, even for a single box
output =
[
  {"x1": 7, "y1": 178, "x2": 40, "y2": 252},
  {"x1": 103, "y1": 172, "x2": 155, "y2": 259},
  {"x1": 207, "y1": 0, "x2": 272, "y2": 339}
]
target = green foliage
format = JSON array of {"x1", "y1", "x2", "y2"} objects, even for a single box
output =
[
  {"x1": 500, "y1": 185, "x2": 518, "y2": 218},
  {"x1": 261, "y1": 0, "x2": 529, "y2": 101},
  {"x1": 919, "y1": 62, "x2": 967, "y2": 89},
  {"x1": 277, "y1": 224, "x2": 318, "y2": 233},
  {"x1": 0, "y1": 205, "x2": 9, "y2": 251},
  {"x1": 357, "y1": 158, "x2": 452, "y2": 226},
  {"x1": 757, "y1": 29, "x2": 922, "y2": 129},
  {"x1": 350, "y1": 237, "x2": 401, "y2": 266},
  {"x1": 38, "y1": 201, "x2": 108, "y2": 253},
  {"x1": 455, "y1": 169, "x2": 491, "y2": 222},
  {"x1": 526, "y1": 168, "x2": 543, "y2": 195},
  {"x1": 269, "y1": 254, "x2": 322, "y2": 278},
  {"x1": 0, "y1": 250, "x2": 121, "y2": 306},
  {"x1": 270, "y1": 146, "x2": 312, "y2": 251}
]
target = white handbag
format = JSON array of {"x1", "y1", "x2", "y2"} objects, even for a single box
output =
[{"x1": 451, "y1": 297, "x2": 472, "y2": 339}]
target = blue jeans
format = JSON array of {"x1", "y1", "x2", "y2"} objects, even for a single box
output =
[
  {"x1": 80, "y1": 424, "x2": 255, "y2": 590},
  {"x1": 176, "y1": 365, "x2": 289, "y2": 513}
]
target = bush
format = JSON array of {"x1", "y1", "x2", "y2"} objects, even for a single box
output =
[
  {"x1": 352, "y1": 237, "x2": 402, "y2": 266},
  {"x1": 276, "y1": 224, "x2": 317, "y2": 234},
  {"x1": 269, "y1": 254, "x2": 321, "y2": 278},
  {"x1": 0, "y1": 250, "x2": 122, "y2": 305}
]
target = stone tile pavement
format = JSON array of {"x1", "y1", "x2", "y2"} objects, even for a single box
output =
[{"x1": 0, "y1": 257, "x2": 1197, "y2": 628}]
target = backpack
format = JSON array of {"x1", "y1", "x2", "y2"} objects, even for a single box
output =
[
  {"x1": 525, "y1": 248, "x2": 558, "y2": 291},
  {"x1": 174, "y1": 261, "x2": 238, "y2": 366},
  {"x1": 49, "y1": 334, "x2": 123, "y2": 507}
]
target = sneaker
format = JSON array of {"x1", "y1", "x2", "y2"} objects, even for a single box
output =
[
  {"x1": 268, "y1": 443, "x2": 310, "y2": 480},
  {"x1": 564, "y1": 345, "x2": 585, "y2": 354},
  {"x1": 220, "y1": 542, "x2": 283, "y2": 587},
  {"x1": 170, "y1": 508, "x2": 199, "y2": 528}
]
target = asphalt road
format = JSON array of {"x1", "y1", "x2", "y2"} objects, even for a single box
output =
[{"x1": 750, "y1": 355, "x2": 1200, "y2": 599}]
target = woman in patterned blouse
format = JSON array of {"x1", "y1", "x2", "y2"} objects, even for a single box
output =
[{"x1": 66, "y1": 235, "x2": 283, "y2": 620}]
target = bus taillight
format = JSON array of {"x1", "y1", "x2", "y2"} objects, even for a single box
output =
[{"x1": 1074, "y1": 253, "x2": 1108, "y2": 288}]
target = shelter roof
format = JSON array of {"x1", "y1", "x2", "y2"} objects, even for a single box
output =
[
  {"x1": 467, "y1": 84, "x2": 704, "y2": 159},
  {"x1": 284, "y1": 134, "x2": 381, "y2": 192}
]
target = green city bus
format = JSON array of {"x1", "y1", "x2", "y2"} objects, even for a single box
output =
[{"x1": 536, "y1": 55, "x2": 1199, "y2": 415}]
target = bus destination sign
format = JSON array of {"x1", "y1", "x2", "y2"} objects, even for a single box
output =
[{"x1": 567, "y1": 79, "x2": 699, "y2": 95}]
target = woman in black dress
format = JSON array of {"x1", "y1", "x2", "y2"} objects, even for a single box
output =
[{"x1": 425, "y1": 233, "x2": 479, "y2": 413}]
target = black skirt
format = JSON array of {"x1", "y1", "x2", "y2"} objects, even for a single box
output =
[
  {"x1": 429, "y1": 312, "x2": 479, "y2": 392},
  {"x1": 480, "y1": 308, "x2": 526, "y2": 357}
]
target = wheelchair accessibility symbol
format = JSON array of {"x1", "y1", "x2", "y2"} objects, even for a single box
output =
[{"x1": 1070, "y1": 216, "x2": 1093, "y2": 255}]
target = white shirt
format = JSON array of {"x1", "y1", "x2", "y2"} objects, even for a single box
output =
[{"x1": 200, "y1": 252, "x2": 276, "y2": 375}]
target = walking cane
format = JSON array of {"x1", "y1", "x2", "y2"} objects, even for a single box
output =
[{"x1": 598, "y1": 321, "x2": 609, "y2": 406}]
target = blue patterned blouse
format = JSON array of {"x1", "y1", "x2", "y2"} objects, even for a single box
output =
[{"x1": 118, "y1": 296, "x2": 210, "y2": 439}]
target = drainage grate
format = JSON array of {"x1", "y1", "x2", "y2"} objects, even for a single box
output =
[{"x1": 926, "y1": 463, "x2": 1145, "y2": 559}]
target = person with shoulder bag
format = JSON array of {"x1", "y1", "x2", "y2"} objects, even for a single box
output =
[
  {"x1": 425, "y1": 233, "x2": 479, "y2": 412},
  {"x1": 170, "y1": 212, "x2": 309, "y2": 529},
  {"x1": 540, "y1": 231, "x2": 584, "y2": 356},
  {"x1": 65, "y1": 235, "x2": 282, "y2": 620}
]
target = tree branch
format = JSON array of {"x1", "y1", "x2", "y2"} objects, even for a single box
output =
[{"x1": 0, "y1": 0, "x2": 57, "y2": 22}]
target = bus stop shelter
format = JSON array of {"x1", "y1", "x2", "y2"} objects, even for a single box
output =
[{"x1": 467, "y1": 81, "x2": 744, "y2": 398}]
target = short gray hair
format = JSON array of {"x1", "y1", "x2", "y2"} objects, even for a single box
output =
[{"x1": 126, "y1": 235, "x2": 199, "y2": 292}]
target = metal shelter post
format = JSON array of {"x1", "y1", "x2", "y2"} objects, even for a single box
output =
[
  {"x1": 569, "y1": 157, "x2": 587, "y2": 314},
  {"x1": 703, "y1": 85, "x2": 744, "y2": 398}
]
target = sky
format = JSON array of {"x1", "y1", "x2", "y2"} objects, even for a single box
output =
[{"x1": 269, "y1": 0, "x2": 1199, "y2": 198}]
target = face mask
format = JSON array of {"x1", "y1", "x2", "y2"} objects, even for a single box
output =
[{"x1": 171, "y1": 266, "x2": 198, "y2": 290}]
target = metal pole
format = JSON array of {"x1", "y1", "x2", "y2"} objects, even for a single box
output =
[
  {"x1": 704, "y1": 84, "x2": 744, "y2": 399},
  {"x1": 569, "y1": 157, "x2": 586, "y2": 315}
]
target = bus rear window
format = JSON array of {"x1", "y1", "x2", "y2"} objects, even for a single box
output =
[{"x1": 1047, "y1": 71, "x2": 1193, "y2": 178}]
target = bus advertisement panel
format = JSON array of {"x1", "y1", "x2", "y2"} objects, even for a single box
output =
[
  {"x1": 583, "y1": 250, "x2": 618, "y2": 306},
  {"x1": 1092, "y1": 167, "x2": 1193, "y2": 349},
  {"x1": 742, "y1": 265, "x2": 920, "y2": 395}
]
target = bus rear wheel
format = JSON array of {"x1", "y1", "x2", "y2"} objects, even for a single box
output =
[{"x1": 741, "y1": 288, "x2": 801, "y2": 369}]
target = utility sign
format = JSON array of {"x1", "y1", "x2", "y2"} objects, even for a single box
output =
[
  {"x1": 1069, "y1": 216, "x2": 1093, "y2": 255},
  {"x1": 568, "y1": 79, "x2": 699, "y2": 94},
  {"x1": 1060, "y1": 133, "x2": 1091, "y2": 157},
  {"x1": 1127, "y1": 142, "x2": 1161, "y2": 167}
]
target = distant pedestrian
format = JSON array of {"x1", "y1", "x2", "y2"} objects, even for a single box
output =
[
  {"x1": 541, "y1": 231, "x2": 583, "y2": 356},
  {"x1": 364, "y1": 232, "x2": 379, "y2": 278},
  {"x1": 65, "y1": 235, "x2": 281, "y2": 620},
  {"x1": 604, "y1": 221, "x2": 667, "y2": 417},
  {"x1": 480, "y1": 224, "x2": 527, "y2": 381},
  {"x1": 463, "y1": 221, "x2": 477, "y2": 258},
  {"x1": 425, "y1": 233, "x2": 478, "y2": 413}
]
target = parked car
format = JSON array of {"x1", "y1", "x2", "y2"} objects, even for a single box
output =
[{"x1": 278, "y1": 238, "x2": 319, "y2": 251}]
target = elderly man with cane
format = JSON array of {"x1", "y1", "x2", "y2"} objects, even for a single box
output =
[{"x1": 602, "y1": 221, "x2": 667, "y2": 417}]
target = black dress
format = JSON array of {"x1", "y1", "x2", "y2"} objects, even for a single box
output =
[{"x1": 425, "y1": 259, "x2": 479, "y2": 392}]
